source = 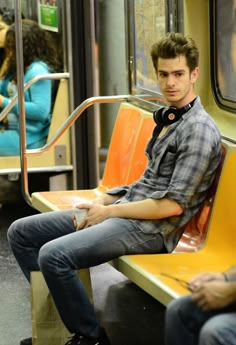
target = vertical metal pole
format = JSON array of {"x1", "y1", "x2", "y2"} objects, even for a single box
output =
[
  {"x1": 65, "y1": 0, "x2": 77, "y2": 189},
  {"x1": 14, "y1": 0, "x2": 31, "y2": 205}
]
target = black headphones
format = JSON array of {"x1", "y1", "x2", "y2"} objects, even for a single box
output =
[{"x1": 153, "y1": 98, "x2": 196, "y2": 126}]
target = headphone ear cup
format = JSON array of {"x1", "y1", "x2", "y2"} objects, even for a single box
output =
[
  {"x1": 153, "y1": 107, "x2": 179, "y2": 125},
  {"x1": 153, "y1": 100, "x2": 195, "y2": 126},
  {"x1": 162, "y1": 107, "x2": 181, "y2": 125},
  {"x1": 153, "y1": 108, "x2": 164, "y2": 125}
]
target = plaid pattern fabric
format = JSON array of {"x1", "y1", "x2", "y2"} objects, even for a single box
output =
[{"x1": 107, "y1": 97, "x2": 222, "y2": 252}]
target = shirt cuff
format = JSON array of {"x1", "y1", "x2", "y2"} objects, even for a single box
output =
[{"x1": 106, "y1": 186, "x2": 129, "y2": 196}]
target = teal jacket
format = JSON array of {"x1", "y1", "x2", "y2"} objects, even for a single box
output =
[{"x1": 0, "y1": 60, "x2": 52, "y2": 148}]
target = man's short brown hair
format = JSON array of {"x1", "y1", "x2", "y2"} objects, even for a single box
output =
[{"x1": 150, "y1": 32, "x2": 199, "y2": 72}]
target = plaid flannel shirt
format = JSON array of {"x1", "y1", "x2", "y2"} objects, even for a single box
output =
[{"x1": 107, "y1": 97, "x2": 222, "y2": 252}]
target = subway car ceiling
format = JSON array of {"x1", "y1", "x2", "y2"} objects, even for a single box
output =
[{"x1": 2, "y1": 0, "x2": 236, "y2": 145}]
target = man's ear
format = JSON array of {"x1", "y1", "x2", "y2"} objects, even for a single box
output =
[{"x1": 191, "y1": 67, "x2": 199, "y2": 83}]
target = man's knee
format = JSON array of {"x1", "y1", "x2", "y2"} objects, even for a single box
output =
[
  {"x1": 38, "y1": 242, "x2": 55, "y2": 271},
  {"x1": 199, "y1": 321, "x2": 220, "y2": 345},
  {"x1": 166, "y1": 295, "x2": 195, "y2": 332},
  {"x1": 38, "y1": 241, "x2": 68, "y2": 274},
  {"x1": 166, "y1": 296, "x2": 191, "y2": 319},
  {"x1": 199, "y1": 317, "x2": 234, "y2": 345},
  {"x1": 166, "y1": 298, "x2": 184, "y2": 331},
  {"x1": 7, "y1": 218, "x2": 23, "y2": 245},
  {"x1": 166, "y1": 298, "x2": 181, "y2": 322}
]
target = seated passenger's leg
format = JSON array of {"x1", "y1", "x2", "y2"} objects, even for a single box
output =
[
  {"x1": 199, "y1": 312, "x2": 236, "y2": 345},
  {"x1": 9, "y1": 212, "x2": 167, "y2": 342},
  {"x1": 7, "y1": 210, "x2": 75, "y2": 281},
  {"x1": 165, "y1": 295, "x2": 209, "y2": 345},
  {"x1": 38, "y1": 218, "x2": 166, "y2": 338}
]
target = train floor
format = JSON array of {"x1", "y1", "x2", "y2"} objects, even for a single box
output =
[{"x1": 0, "y1": 197, "x2": 166, "y2": 345}]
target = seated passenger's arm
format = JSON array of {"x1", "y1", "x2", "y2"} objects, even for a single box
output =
[
  {"x1": 191, "y1": 280, "x2": 236, "y2": 311},
  {"x1": 106, "y1": 197, "x2": 183, "y2": 219},
  {"x1": 12, "y1": 78, "x2": 52, "y2": 121},
  {"x1": 189, "y1": 266, "x2": 236, "y2": 291},
  {"x1": 11, "y1": 63, "x2": 52, "y2": 121},
  {"x1": 94, "y1": 194, "x2": 122, "y2": 206},
  {"x1": 77, "y1": 197, "x2": 183, "y2": 229}
]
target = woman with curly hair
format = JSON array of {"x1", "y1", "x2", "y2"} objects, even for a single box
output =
[
  {"x1": 0, "y1": 19, "x2": 62, "y2": 155},
  {"x1": 0, "y1": 7, "x2": 24, "y2": 76}
]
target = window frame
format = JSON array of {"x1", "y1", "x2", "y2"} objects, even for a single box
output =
[
  {"x1": 124, "y1": 0, "x2": 184, "y2": 110},
  {"x1": 210, "y1": 0, "x2": 236, "y2": 113}
]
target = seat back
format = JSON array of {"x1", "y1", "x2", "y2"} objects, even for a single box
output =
[
  {"x1": 31, "y1": 103, "x2": 155, "y2": 212},
  {"x1": 101, "y1": 104, "x2": 143, "y2": 188},
  {"x1": 126, "y1": 115, "x2": 155, "y2": 184},
  {"x1": 174, "y1": 144, "x2": 226, "y2": 252},
  {"x1": 200, "y1": 146, "x2": 236, "y2": 257}
]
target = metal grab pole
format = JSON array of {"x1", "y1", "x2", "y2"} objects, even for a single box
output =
[
  {"x1": 24, "y1": 94, "x2": 163, "y2": 157},
  {"x1": 22, "y1": 95, "x2": 131, "y2": 205},
  {"x1": 14, "y1": 0, "x2": 31, "y2": 205},
  {"x1": 20, "y1": 93, "x2": 160, "y2": 205},
  {"x1": 0, "y1": 73, "x2": 70, "y2": 121}
]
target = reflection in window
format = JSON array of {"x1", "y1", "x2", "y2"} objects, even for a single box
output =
[
  {"x1": 134, "y1": 0, "x2": 165, "y2": 94},
  {"x1": 216, "y1": 0, "x2": 236, "y2": 101},
  {"x1": 130, "y1": 0, "x2": 183, "y2": 97}
]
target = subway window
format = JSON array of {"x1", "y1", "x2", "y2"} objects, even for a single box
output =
[
  {"x1": 125, "y1": 0, "x2": 183, "y2": 102},
  {"x1": 211, "y1": 0, "x2": 236, "y2": 112}
]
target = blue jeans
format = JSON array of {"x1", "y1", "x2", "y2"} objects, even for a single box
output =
[
  {"x1": 7, "y1": 209, "x2": 166, "y2": 338},
  {"x1": 165, "y1": 295, "x2": 236, "y2": 345}
]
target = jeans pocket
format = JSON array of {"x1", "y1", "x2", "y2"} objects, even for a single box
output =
[{"x1": 129, "y1": 232, "x2": 167, "y2": 254}]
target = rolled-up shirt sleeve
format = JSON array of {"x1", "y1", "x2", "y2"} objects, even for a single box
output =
[{"x1": 106, "y1": 185, "x2": 129, "y2": 196}]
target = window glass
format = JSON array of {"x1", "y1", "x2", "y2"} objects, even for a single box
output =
[
  {"x1": 216, "y1": 0, "x2": 236, "y2": 100},
  {"x1": 126, "y1": 0, "x2": 183, "y2": 102},
  {"x1": 134, "y1": 0, "x2": 166, "y2": 94},
  {"x1": 212, "y1": 0, "x2": 236, "y2": 110}
]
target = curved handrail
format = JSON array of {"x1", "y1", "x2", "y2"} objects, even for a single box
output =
[
  {"x1": 0, "y1": 72, "x2": 70, "y2": 121},
  {"x1": 22, "y1": 95, "x2": 131, "y2": 205},
  {"x1": 21, "y1": 94, "x2": 158, "y2": 206},
  {"x1": 27, "y1": 95, "x2": 132, "y2": 156}
]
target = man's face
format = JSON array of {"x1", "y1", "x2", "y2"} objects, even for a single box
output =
[{"x1": 156, "y1": 55, "x2": 199, "y2": 107}]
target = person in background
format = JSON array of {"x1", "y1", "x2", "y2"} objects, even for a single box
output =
[
  {"x1": 0, "y1": 7, "x2": 24, "y2": 77},
  {"x1": 8, "y1": 32, "x2": 222, "y2": 345},
  {"x1": 165, "y1": 265, "x2": 236, "y2": 345},
  {"x1": 0, "y1": 19, "x2": 61, "y2": 155}
]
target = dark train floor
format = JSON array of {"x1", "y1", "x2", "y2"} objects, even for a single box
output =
[{"x1": 0, "y1": 198, "x2": 166, "y2": 345}]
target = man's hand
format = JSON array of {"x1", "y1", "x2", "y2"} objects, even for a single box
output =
[
  {"x1": 72, "y1": 194, "x2": 120, "y2": 230},
  {"x1": 188, "y1": 272, "x2": 225, "y2": 291},
  {"x1": 191, "y1": 281, "x2": 234, "y2": 311},
  {"x1": 73, "y1": 202, "x2": 111, "y2": 230}
]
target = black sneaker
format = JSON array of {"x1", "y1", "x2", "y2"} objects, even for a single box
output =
[
  {"x1": 20, "y1": 338, "x2": 32, "y2": 345},
  {"x1": 65, "y1": 328, "x2": 111, "y2": 345}
]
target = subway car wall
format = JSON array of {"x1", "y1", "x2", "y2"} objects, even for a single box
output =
[
  {"x1": 184, "y1": 0, "x2": 236, "y2": 142},
  {"x1": 1, "y1": 2, "x2": 236, "y2": 345},
  {"x1": 1, "y1": 0, "x2": 236, "y2": 201}
]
